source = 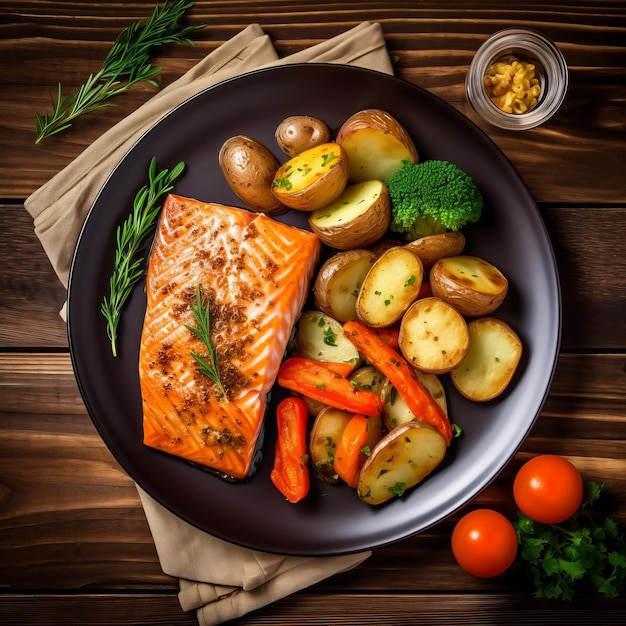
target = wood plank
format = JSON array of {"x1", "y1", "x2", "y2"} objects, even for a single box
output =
[
  {"x1": 0, "y1": 352, "x2": 624, "y2": 591},
  {"x1": 2, "y1": 204, "x2": 625, "y2": 350},
  {"x1": 0, "y1": 2, "x2": 624, "y2": 201},
  {"x1": 0, "y1": 204, "x2": 67, "y2": 348},
  {"x1": 2, "y1": 592, "x2": 626, "y2": 625}
]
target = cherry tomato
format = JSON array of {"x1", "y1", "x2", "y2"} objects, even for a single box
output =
[
  {"x1": 513, "y1": 454, "x2": 583, "y2": 524},
  {"x1": 451, "y1": 509, "x2": 518, "y2": 578}
]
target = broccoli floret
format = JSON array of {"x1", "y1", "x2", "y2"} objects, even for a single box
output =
[{"x1": 385, "y1": 159, "x2": 483, "y2": 241}]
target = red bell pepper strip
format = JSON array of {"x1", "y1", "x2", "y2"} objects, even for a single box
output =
[
  {"x1": 333, "y1": 413, "x2": 370, "y2": 488},
  {"x1": 343, "y1": 320, "x2": 453, "y2": 445},
  {"x1": 277, "y1": 357, "x2": 383, "y2": 417},
  {"x1": 271, "y1": 396, "x2": 310, "y2": 503}
]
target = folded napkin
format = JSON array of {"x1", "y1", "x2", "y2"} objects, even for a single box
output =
[{"x1": 25, "y1": 21, "x2": 395, "y2": 625}]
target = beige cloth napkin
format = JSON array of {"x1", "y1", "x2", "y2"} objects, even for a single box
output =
[{"x1": 25, "y1": 21, "x2": 395, "y2": 625}]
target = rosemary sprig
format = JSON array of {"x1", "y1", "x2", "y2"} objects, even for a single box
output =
[
  {"x1": 101, "y1": 157, "x2": 185, "y2": 357},
  {"x1": 186, "y1": 285, "x2": 225, "y2": 395},
  {"x1": 35, "y1": 1, "x2": 203, "y2": 143}
]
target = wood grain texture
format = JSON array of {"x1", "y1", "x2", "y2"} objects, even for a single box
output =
[
  {"x1": 2, "y1": 592, "x2": 626, "y2": 625},
  {"x1": 0, "y1": 1, "x2": 625, "y2": 623},
  {"x1": 0, "y1": 1, "x2": 624, "y2": 201},
  {"x1": 2, "y1": 203, "x2": 625, "y2": 349},
  {"x1": 1, "y1": 352, "x2": 623, "y2": 592}
]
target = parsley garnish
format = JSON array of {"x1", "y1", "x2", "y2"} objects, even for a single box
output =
[
  {"x1": 323, "y1": 326, "x2": 337, "y2": 346},
  {"x1": 321, "y1": 152, "x2": 337, "y2": 166},
  {"x1": 273, "y1": 178, "x2": 293, "y2": 191},
  {"x1": 388, "y1": 481, "x2": 407, "y2": 497},
  {"x1": 514, "y1": 481, "x2": 626, "y2": 600}
]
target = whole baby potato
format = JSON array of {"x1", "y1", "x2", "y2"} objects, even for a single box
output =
[
  {"x1": 405, "y1": 231, "x2": 466, "y2": 271},
  {"x1": 275, "y1": 115, "x2": 331, "y2": 157},
  {"x1": 219, "y1": 135, "x2": 286, "y2": 215},
  {"x1": 429, "y1": 255, "x2": 508, "y2": 317}
]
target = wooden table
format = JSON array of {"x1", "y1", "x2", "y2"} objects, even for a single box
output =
[{"x1": 1, "y1": 1, "x2": 625, "y2": 623}]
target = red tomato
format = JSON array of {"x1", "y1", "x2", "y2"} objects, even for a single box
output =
[
  {"x1": 513, "y1": 454, "x2": 583, "y2": 524},
  {"x1": 451, "y1": 509, "x2": 518, "y2": 578}
]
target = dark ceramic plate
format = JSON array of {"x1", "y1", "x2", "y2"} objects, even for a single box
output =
[{"x1": 68, "y1": 64, "x2": 561, "y2": 556}]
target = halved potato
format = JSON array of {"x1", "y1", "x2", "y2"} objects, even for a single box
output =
[
  {"x1": 356, "y1": 246, "x2": 424, "y2": 327},
  {"x1": 313, "y1": 249, "x2": 378, "y2": 322},
  {"x1": 381, "y1": 370, "x2": 447, "y2": 431},
  {"x1": 271, "y1": 142, "x2": 350, "y2": 211},
  {"x1": 399, "y1": 297, "x2": 469, "y2": 374},
  {"x1": 275, "y1": 115, "x2": 331, "y2": 157},
  {"x1": 308, "y1": 180, "x2": 391, "y2": 250},
  {"x1": 450, "y1": 317, "x2": 523, "y2": 402},
  {"x1": 294, "y1": 310, "x2": 361, "y2": 370},
  {"x1": 219, "y1": 135, "x2": 285, "y2": 215},
  {"x1": 336, "y1": 109, "x2": 419, "y2": 183},
  {"x1": 405, "y1": 231, "x2": 466, "y2": 270},
  {"x1": 357, "y1": 421, "x2": 447, "y2": 505},
  {"x1": 349, "y1": 364, "x2": 387, "y2": 393},
  {"x1": 429, "y1": 255, "x2": 508, "y2": 317},
  {"x1": 309, "y1": 406, "x2": 353, "y2": 484}
]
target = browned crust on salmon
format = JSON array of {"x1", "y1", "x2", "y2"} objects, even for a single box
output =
[{"x1": 139, "y1": 195, "x2": 320, "y2": 479}]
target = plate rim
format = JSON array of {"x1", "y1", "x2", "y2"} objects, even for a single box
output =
[{"x1": 67, "y1": 62, "x2": 562, "y2": 555}]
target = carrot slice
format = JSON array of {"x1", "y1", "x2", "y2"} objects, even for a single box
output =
[
  {"x1": 277, "y1": 357, "x2": 383, "y2": 417},
  {"x1": 343, "y1": 320, "x2": 453, "y2": 445},
  {"x1": 372, "y1": 326, "x2": 400, "y2": 350},
  {"x1": 271, "y1": 396, "x2": 310, "y2": 503},
  {"x1": 334, "y1": 413, "x2": 370, "y2": 488}
]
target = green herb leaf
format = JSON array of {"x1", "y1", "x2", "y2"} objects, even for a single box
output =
[
  {"x1": 185, "y1": 285, "x2": 225, "y2": 395},
  {"x1": 101, "y1": 157, "x2": 185, "y2": 356},
  {"x1": 322, "y1": 326, "x2": 337, "y2": 346},
  {"x1": 513, "y1": 481, "x2": 626, "y2": 600},
  {"x1": 35, "y1": 1, "x2": 204, "y2": 142}
]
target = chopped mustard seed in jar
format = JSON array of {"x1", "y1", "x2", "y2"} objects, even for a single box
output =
[{"x1": 484, "y1": 55, "x2": 541, "y2": 114}]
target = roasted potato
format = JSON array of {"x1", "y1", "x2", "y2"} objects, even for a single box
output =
[
  {"x1": 369, "y1": 238, "x2": 403, "y2": 256},
  {"x1": 218, "y1": 135, "x2": 285, "y2": 215},
  {"x1": 294, "y1": 310, "x2": 361, "y2": 370},
  {"x1": 450, "y1": 317, "x2": 523, "y2": 402},
  {"x1": 357, "y1": 421, "x2": 447, "y2": 505},
  {"x1": 429, "y1": 255, "x2": 508, "y2": 317},
  {"x1": 399, "y1": 296, "x2": 469, "y2": 374},
  {"x1": 313, "y1": 249, "x2": 378, "y2": 322},
  {"x1": 335, "y1": 109, "x2": 419, "y2": 183},
  {"x1": 271, "y1": 142, "x2": 350, "y2": 211},
  {"x1": 275, "y1": 115, "x2": 331, "y2": 157},
  {"x1": 356, "y1": 246, "x2": 424, "y2": 327},
  {"x1": 308, "y1": 180, "x2": 391, "y2": 250},
  {"x1": 349, "y1": 364, "x2": 387, "y2": 394},
  {"x1": 405, "y1": 231, "x2": 466, "y2": 271},
  {"x1": 381, "y1": 370, "x2": 448, "y2": 431},
  {"x1": 309, "y1": 406, "x2": 353, "y2": 484}
]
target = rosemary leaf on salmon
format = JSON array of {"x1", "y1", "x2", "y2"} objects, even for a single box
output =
[{"x1": 139, "y1": 195, "x2": 321, "y2": 480}]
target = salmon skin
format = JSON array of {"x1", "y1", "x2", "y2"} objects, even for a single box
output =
[{"x1": 139, "y1": 194, "x2": 321, "y2": 480}]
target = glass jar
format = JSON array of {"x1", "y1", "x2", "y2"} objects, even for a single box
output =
[{"x1": 466, "y1": 28, "x2": 569, "y2": 130}]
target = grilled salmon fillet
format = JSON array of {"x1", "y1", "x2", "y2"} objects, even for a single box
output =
[{"x1": 139, "y1": 194, "x2": 321, "y2": 480}]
